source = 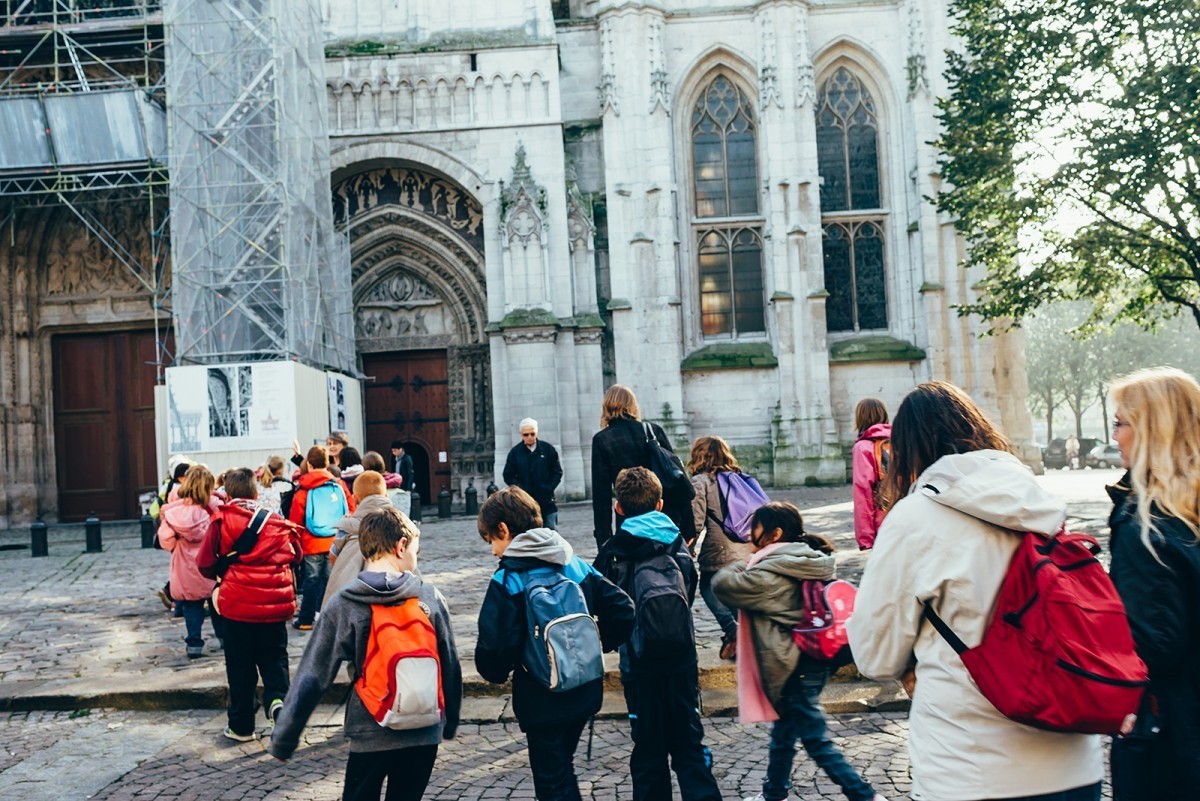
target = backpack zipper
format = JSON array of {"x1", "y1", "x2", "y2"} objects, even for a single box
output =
[{"x1": 1056, "y1": 659, "x2": 1148, "y2": 687}]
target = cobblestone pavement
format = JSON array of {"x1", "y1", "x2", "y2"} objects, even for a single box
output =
[
  {"x1": 0, "y1": 469, "x2": 1120, "y2": 695},
  {"x1": 0, "y1": 707, "x2": 1115, "y2": 801}
]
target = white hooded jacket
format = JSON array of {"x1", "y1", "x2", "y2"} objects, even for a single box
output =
[{"x1": 847, "y1": 450, "x2": 1103, "y2": 800}]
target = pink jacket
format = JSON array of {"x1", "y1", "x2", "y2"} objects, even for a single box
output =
[
  {"x1": 851, "y1": 422, "x2": 892, "y2": 550},
  {"x1": 158, "y1": 497, "x2": 220, "y2": 601}
]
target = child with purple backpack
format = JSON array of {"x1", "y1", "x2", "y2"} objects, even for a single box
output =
[{"x1": 687, "y1": 436, "x2": 768, "y2": 660}]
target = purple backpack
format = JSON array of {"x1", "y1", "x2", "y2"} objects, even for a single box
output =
[{"x1": 715, "y1": 471, "x2": 770, "y2": 542}]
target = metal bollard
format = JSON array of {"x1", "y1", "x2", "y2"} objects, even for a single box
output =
[
  {"x1": 84, "y1": 512, "x2": 102, "y2": 553},
  {"x1": 464, "y1": 479, "x2": 479, "y2": 517},
  {"x1": 409, "y1": 490, "x2": 422, "y2": 523},
  {"x1": 30, "y1": 518, "x2": 48, "y2": 558},
  {"x1": 437, "y1": 486, "x2": 451, "y2": 519},
  {"x1": 140, "y1": 513, "x2": 157, "y2": 549},
  {"x1": 486, "y1": 479, "x2": 499, "y2": 497}
]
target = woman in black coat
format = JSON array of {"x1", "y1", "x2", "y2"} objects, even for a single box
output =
[
  {"x1": 590, "y1": 384, "x2": 694, "y2": 548},
  {"x1": 1107, "y1": 367, "x2": 1200, "y2": 801}
]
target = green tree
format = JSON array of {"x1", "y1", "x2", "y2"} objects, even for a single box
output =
[{"x1": 938, "y1": 0, "x2": 1200, "y2": 330}]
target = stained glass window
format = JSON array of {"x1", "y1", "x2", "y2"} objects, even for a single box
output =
[
  {"x1": 697, "y1": 228, "x2": 765, "y2": 337},
  {"x1": 822, "y1": 221, "x2": 887, "y2": 332},
  {"x1": 692, "y1": 76, "x2": 759, "y2": 218},
  {"x1": 692, "y1": 75, "x2": 765, "y2": 338},
  {"x1": 816, "y1": 67, "x2": 881, "y2": 212},
  {"x1": 816, "y1": 67, "x2": 887, "y2": 332}
]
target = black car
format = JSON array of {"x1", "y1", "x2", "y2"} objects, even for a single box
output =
[{"x1": 1044, "y1": 437, "x2": 1100, "y2": 469}]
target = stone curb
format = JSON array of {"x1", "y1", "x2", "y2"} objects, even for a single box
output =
[{"x1": 0, "y1": 669, "x2": 906, "y2": 717}]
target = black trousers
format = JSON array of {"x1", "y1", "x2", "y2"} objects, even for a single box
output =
[
  {"x1": 621, "y1": 672, "x2": 722, "y2": 801},
  {"x1": 525, "y1": 717, "x2": 589, "y2": 801},
  {"x1": 222, "y1": 620, "x2": 289, "y2": 735},
  {"x1": 343, "y1": 745, "x2": 438, "y2": 801}
]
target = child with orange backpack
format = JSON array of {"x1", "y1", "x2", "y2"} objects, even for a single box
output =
[{"x1": 269, "y1": 507, "x2": 461, "y2": 801}]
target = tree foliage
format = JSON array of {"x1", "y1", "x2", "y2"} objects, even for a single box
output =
[{"x1": 938, "y1": 0, "x2": 1200, "y2": 330}]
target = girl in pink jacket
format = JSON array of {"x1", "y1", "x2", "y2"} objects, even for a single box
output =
[
  {"x1": 158, "y1": 464, "x2": 222, "y2": 658},
  {"x1": 850, "y1": 399, "x2": 891, "y2": 550}
]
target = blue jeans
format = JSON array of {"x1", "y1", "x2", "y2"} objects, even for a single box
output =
[
  {"x1": 543, "y1": 511, "x2": 559, "y2": 531},
  {"x1": 763, "y1": 671, "x2": 875, "y2": 801},
  {"x1": 179, "y1": 599, "x2": 223, "y2": 649},
  {"x1": 297, "y1": 553, "x2": 330, "y2": 625},
  {"x1": 999, "y1": 783, "x2": 1102, "y2": 801},
  {"x1": 699, "y1": 570, "x2": 737, "y2": 639}
]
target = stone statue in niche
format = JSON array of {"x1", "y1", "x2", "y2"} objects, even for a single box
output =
[
  {"x1": 333, "y1": 167, "x2": 484, "y2": 253},
  {"x1": 361, "y1": 272, "x2": 440, "y2": 304}
]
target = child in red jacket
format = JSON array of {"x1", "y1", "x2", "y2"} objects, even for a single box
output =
[{"x1": 199, "y1": 467, "x2": 303, "y2": 742}]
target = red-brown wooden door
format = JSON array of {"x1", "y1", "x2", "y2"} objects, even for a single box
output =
[
  {"x1": 362, "y1": 350, "x2": 450, "y2": 501},
  {"x1": 53, "y1": 330, "x2": 161, "y2": 521}
]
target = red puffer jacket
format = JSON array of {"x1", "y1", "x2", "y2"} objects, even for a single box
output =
[{"x1": 198, "y1": 500, "x2": 303, "y2": 624}]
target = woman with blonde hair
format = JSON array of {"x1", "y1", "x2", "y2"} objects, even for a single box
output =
[
  {"x1": 688, "y1": 435, "x2": 753, "y2": 659},
  {"x1": 1106, "y1": 367, "x2": 1200, "y2": 799},
  {"x1": 848, "y1": 381, "x2": 1103, "y2": 801},
  {"x1": 158, "y1": 463, "x2": 223, "y2": 658},
  {"x1": 590, "y1": 384, "x2": 693, "y2": 547}
]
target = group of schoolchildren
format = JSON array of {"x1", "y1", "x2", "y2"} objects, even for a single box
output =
[{"x1": 156, "y1": 426, "x2": 886, "y2": 801}]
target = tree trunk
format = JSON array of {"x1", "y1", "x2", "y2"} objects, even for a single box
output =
[
  {"x1": 1046, "y1": 407, "x2": 1053, "y2": 442},
  {"x1": 1100, "y1": 393, "x2": 1110, "y2": 442}
]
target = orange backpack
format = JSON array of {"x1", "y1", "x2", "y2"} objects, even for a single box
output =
[
  {"x1": 356, "y1": 598, "x2": 444, "y2": 730},
  {"x1": 871, "y1": 438, "x2": 892, "y2": 508}
]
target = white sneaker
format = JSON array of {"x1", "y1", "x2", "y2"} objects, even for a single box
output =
[
  {"x1": 873, "y1": 795, "x2": 891, "y2": 801},
  {"x1": 222, "y1": 727, "x2": 258, "y2": 743},
  {"x1": 741, "y1": 795, "x2": 767, "y2": 801},
  {"x1": 267, "y1": 699, "x2": 284, "y2": 731}
]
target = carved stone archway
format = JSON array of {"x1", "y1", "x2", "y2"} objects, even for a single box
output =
[{"x1": 337, "y1": 165, "x2": 493, "y2": 494}]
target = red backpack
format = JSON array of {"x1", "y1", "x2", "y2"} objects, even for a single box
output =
[
  {"x1": 792, "y1": 579, "x2": 857, "y2": 668},
  {"x1": 924, "y1": 530, "x2": 1147, "y2": 735}
]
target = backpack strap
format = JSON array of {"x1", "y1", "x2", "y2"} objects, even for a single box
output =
[
  {"x1": 215, "y1": 507, "x2": 271, "y2": 577},
  {"x1": 921, "y1": 602, "x2": 968, "y2": 655}
]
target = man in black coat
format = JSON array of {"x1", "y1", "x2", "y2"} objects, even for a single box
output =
[
  {"x1": 390, "y1": 440, "x2": 416, "y2": 495},
  {"x1": 502, "y1": 418, "x2": 564, "y2": 529}
]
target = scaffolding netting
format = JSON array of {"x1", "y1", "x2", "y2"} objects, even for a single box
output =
[{"x1": 164, "y1": 0, "x2": 354, "y2": 372}]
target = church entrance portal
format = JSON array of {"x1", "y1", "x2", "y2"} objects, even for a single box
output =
[{"x1": 362, "y1": 349, "x2": 450, "y2": 502}]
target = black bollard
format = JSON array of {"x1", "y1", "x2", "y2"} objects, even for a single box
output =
[
  {"x1": 464, "y1": 479, "x2": 479, "y2": 517},
  {"x1": 84, "y1": 512, "x2": 102, "y2": 553},
  {"x1": 140, "y1": 513, "x2": 157, "y2": 549},
  {"x1": 486, "y1": 479, "x2": 499, "y2": 497},
  {"x1": 437, "y1": 486, "x2": 451, "y2": 519},
  {"x1": 30, "y1": 518, "x2": 48, "y2": 558},
  {"x1": 409, "y1": 490, "x2": 422, "y2": 523}
]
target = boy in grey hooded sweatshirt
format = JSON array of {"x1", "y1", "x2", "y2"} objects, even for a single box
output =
[{"x1": 270, "y1": 507, "x2": 462, "y2": 801}]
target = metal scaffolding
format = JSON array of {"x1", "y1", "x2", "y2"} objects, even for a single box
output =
[
  {"x1": 0, "y1": 1, "x2": 172, "y2": 378},
  {"x1": 164, "y1": 0, "x2": 354, "y2": 372}
]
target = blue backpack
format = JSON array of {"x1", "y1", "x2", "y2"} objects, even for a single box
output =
[
  {"x1": 514, "y1": 564, "x2": 604, "y2": 692},
  {"x1": 305, "y1": 480, "x2": 348, "y2": 538},
  {"x1": 715, "y1": 471, "x2": 770, "y2": 542}
]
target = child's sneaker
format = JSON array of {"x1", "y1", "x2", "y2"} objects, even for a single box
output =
[
  {"x1": 186, "y1": 645, "x2": 203, "y2": 658},
  {"x1": 222, "y1": 727, "x2": 258, "y2": 743},
  {"x1": 267, "y1": 699, "x2": 283, "y2": 730},
  {"x1": 155, "y1": 588, "x2": 172, "y2": 610},
  {"x1": 293, "y1": 621, "x2": 313, "y2": 631}
]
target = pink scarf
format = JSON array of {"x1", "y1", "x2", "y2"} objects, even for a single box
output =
[{"x1": 736, "y1": 542, "x2": 787, "y2": 724}]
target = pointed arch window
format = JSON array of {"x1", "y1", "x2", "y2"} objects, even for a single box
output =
[
  {"x1": 816, "y1": 67, "x2": 887, "y2": 332},
  {"x1": 690, "y1": 75, "x2": 765, "y2": 337}
]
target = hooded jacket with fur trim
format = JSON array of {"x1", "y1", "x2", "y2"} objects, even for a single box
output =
[{"x1": 847, "y1": 450, "x2": 1103, "y2": 800}]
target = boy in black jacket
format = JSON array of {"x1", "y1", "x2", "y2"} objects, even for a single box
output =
[
  {"x1": 595, "y1": 467, "x2": 723, "y2": 801},
  {"x1": 475, "y1": 487, "x2": 634, "y2": 801}
]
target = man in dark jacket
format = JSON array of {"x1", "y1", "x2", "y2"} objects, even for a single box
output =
[
  {"x1": 390, "y1": 440, "x2": 416, "y2": 493},
  {"x1": 502, "y1": 417, "x2": 564, "y2": 529},
  {"x1": 475, "y1": 487, "x2": 634, "y2": 801},
  {"x1": 594, "y1": 467, "x2": 722, "y2": 801}
]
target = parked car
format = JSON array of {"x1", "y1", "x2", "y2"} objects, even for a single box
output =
[
  {"x1": 1043, "y1": 437, "x2": 1101, "y2": 469},
  {"x1": 1086, "y1": 443, "x2": 1122, "y2": 469}
]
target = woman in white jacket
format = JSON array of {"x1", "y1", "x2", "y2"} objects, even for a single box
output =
[{"x1": 847, "y1": 382, "x2": 1104, "y2": 801}]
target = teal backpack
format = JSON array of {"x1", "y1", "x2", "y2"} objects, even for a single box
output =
[{"x1": 305, "y1": 481, "x2": 348, "y2": 537}]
